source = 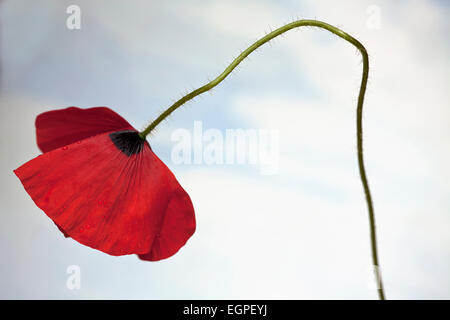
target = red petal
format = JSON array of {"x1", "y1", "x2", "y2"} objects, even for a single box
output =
[
  {"x1": 56, "y1": 223, "x2": 70, "y2": 238},
  {"x1": 138, "y1": 189, "x2": 196, "y2": 261},
  {"x1": 36, "y1": 107, "x2": 134, "y2": 153},
  {"x1": 15, "y1": 131, "x2": 196, "y2": 259}
]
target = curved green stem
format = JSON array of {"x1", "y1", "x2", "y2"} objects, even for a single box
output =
[{"x1": 141, "y1": 19, "x2": 386, "y2": 300}]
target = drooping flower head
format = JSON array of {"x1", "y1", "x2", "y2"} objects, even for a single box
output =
[{"x1": 14, "y1": 107, "x2": 196, "y2": 261}]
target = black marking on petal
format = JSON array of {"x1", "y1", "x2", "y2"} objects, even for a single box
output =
[{"x1": 109, "y1": 130, "x2": 147, "y2": 156}]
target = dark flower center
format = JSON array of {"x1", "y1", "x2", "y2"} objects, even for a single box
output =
[{"x1": 109, "y1": 130, "x2": 147, "y2": 156}]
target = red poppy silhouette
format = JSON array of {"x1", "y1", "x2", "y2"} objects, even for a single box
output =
[{"x1": 14, "y1": 107, "x2": 196, "y2": 261}]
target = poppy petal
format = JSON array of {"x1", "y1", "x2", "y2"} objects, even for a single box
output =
[
  {"x1": 56, "y1": 223, "x2": 70, "y2": 238},
  {"x1": 138, "y1": 188, "x2": 196, "y2": 261},
  {"x1": 36, "y1": 107, "x2": 134, "y2": 153},
  {"x1": 14, "y1": 130, "x2": 196, "y2": 259}
]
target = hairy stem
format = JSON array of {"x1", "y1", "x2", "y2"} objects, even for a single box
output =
[{"x1": 141, "y1": 19, "x2": 385, "y2": 300}]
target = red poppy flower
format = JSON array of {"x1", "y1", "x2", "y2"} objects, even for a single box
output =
[{"x1": 14, "y1": 107, "x2": 196, "y2": 261}]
